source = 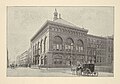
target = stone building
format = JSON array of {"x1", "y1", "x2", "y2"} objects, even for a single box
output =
[
  {"x1": 16, "y1": 50, "x2": 29, "y2": 67},
  {"x1": 27, "y1": 48, "x2": 32, "y2": 66},
  {"x1": 86, "y1": 34, "x2": 113, "y2": 66},
  {"x1": 87, "y1": 34, "x2": 110, "y2": 66},
  {"x1": 106, "y1": 36, "x2": 114, "y2": 65},
  {"x1": 16, "y1": 48, "x2": 32, "y2": 67},
  {"x1": 30, "y1": 9, "x2": 113, "y2": 68}
]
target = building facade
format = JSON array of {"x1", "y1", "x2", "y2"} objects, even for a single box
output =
[
  {"x1": 30, "y1": 9, "x2": 113, "y2": 68},
  {"x1": 106, "y1": 36, "x2": 114, "y2": 65},
  {"x1": 16, "y1": 48, "x2": 32, "y2": 67},
  {"x1": 27, "y1": 48, "x2": 32, "y2": 66},
  {"x1": 16, "y1": 50, "x2": 29, "y2": 67}
]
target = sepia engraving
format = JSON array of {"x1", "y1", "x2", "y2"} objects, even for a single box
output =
[{"x1": 7, "y1": 6, "x2": 114, "y2": 77}]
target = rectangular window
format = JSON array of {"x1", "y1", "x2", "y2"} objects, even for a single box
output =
[
  {"x1": 79, "y1": 47, "x2": 81, "y2": 52},
  {"x1": 59, "y1": 44, "x2": 62, "y2": 51},
  {"x1": 56, "y1": 44, "x2": 59, "y2": 50}
]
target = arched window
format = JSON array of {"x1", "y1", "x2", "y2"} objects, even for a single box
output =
[
  {"x1": 44, "y1": 37, "x2": 47, "y2": 52},
  {"x1": 65, "y1": 38, "x2": 74, "y2": 51},
  {"x1": 33, "y1": 45, "x2": 35, "y2": 55},
  {"x1": 76, "y1": 39, "x2": 84, "y2": 52},
  {"x1": 41, "y1": 56, "x2": 43, "y2": 64},
  {"x1": 38, "y1": 41, "x2": 41, "y2": 55},
  {"x1": 40, "y1": 40, "x2": 43, "y2": 53},
  {"x1": 37, "y1": 41, "x2": 40, "y2": 55},
  {"x1": 53, "y1": 36, "x2": 63, "y2": 51},
  {"x1": 35, "y1": 43, "x2": 37, "y2": 55}
]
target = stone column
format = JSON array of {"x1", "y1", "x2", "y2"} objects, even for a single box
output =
[{"x1": 39, "y1": 56, "x2": 41, "y2": 65}]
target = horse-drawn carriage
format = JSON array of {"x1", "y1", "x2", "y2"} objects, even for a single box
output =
[
  {"x1": 71, "y1": 63, "x2": 98, "y2": 76},
  {"x1": 81, "y1": 63, "x2": 98, "y2": 76}
]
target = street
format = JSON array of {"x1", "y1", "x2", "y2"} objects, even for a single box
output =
[{"x1": 7, "y1": 67, "x2": 113, "y2": 77}]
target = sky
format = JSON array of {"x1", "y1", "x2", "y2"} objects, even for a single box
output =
[{"x1": 7, "y1": 6, "x2": 114, "y2": 62}]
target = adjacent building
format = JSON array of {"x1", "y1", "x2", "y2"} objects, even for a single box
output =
[
  {"x1": 27, "y1": 48, "x2": 32, "y2": 65},
  {"x1": 16, "y1": 50, "x2": 29, "y2": 67},
  {"x1": 30, "y1": 9, "x2": 114, "y2": 68},
  {"x1": 106, "y1": 36, "x2": 114, "y2": 65}
]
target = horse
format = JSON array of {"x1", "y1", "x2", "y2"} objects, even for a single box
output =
[{"x1": 71, "y1": 65, "x2": 82, "y2": 76}]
